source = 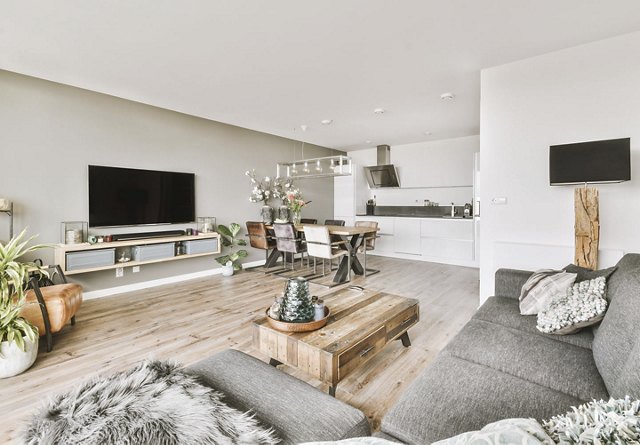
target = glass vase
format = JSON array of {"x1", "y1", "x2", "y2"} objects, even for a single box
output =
[
  {"x1": 278, "y1": 205, "x2": 290, "y2": 222},
  {"x1": 292, "y1": 211, "x2": 301, "y2": 225},
  {"x1": 261, "y1": 205, "x2": 274, "y2": 225}
]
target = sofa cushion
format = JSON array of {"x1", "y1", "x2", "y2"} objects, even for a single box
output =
[
  {"x1": 473, "y1": 297, "x2": 594, "y2": 349},
  {"x1": 592, "y1": 254, "x2": 640, "y2": 399},
  {"x1": 444, "y1": 320, "x2": 608, "y2": 401},
  {"x1": 186, "y1": 350, "x2": 370, "y2": 444},
  {"x1": 563, "y1": 264, "x2": 618, "y2": 284},
  {"x1": 519, "y1": 270, "x2": 576, "y2": 315},
  {"x1": 380, "y1": 355, "x2": 584, "y2": 445}
]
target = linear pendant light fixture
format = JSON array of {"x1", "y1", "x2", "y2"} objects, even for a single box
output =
[{"x1": 276, "y1": 125, "x2": 352, "y2": 179}]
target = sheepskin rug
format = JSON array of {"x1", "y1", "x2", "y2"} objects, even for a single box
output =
[{"x1": 24, "y1": 360, "x2": 279, "y2": 445}]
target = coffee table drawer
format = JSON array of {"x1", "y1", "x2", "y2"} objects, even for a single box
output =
[
  {"x1": 386, "y1": 304, "x2": 419, "y2": 341},
  {"x1": 338, "y1": 326, "x2": 386, "y2": 380}
]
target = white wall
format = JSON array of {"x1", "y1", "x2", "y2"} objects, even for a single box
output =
[
  {"x1": 350, "y1": 136, "x2": 479, "y2": 206},
  {"x1": 480, "y1": 31, "x2": 640, "y2": 303}
]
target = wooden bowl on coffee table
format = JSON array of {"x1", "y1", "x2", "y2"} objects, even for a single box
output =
[{"x1": 266, "y1": 307, "x2": 331, "y2": 333}]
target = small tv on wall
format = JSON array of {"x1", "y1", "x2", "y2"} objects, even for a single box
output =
[
  {"x1": 549, "y1": 138, "x2": 631, "y2": 185},
  {"x1": 89, "y1": 165, "x2": 195, "y2": 227}
]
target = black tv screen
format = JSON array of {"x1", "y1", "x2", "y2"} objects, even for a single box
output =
[
  {"x1": 549, "y1": 138, "x2": 631, "y2": 185},
  {"x1": 89, "y1": 165, "x2": 195, "y2": 227}
]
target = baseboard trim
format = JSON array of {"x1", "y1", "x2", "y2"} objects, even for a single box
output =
[
  {"x1": 83, "y1": 259, "x2": 266, "y2": 300},
  {"x1": 369, "y1": 251, "x2": 478, "y2": 268}
]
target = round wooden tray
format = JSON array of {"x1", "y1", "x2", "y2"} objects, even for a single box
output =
[{"x1": 266, "y1": 307, "x2": 331, "y2": 333}]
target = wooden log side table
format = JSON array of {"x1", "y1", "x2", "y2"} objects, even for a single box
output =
[{"x1": 252, "y1": 287, "x2": 419, "y2": 397}]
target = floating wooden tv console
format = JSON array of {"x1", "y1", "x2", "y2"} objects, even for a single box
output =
[{"x1": 54, "y1": 233, "x2": 220, "y2": 275}]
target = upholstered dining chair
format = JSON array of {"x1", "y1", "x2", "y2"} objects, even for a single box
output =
[
  {"x1": 324, "y1": 219, "x2": 345, "y2": 226},
  {"x1": 355, "y1": 220, "x2": 379, "y2": 277},
  {"x1": 300, "y1": 218, "x2": 317, "y2": 224},
  {"x1": 21, "y1": 265, "x2": 83, "y2": 352},
  {"x1": 273, "y1": 223, "x2": 307, "y2": 270},
  {"x1": 246, "y1": 221, "x2": 277, "y2": 267},
  {"x1": 304, "y1": 225, "x2": 350, "y2": 281}
]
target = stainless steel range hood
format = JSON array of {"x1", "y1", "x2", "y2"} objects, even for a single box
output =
[{"x1": 363, "y1": 145, "x2": 400, "y2": 188}]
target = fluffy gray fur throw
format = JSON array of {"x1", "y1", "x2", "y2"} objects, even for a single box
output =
[{"x1": 24, "y1": 360, "x2": 279, "y2": 445}]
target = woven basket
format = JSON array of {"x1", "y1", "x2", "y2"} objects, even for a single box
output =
[{"x1": 266, "y1": 307, "x2": 330, "y2": 333}]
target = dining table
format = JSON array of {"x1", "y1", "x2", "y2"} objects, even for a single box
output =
[{"x1": 264, "y1": 224, "x2": 379, "y2": 283}]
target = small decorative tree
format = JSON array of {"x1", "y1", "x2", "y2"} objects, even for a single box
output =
[{"x1": 215, "y1": 223, "x2": 248, "y2": 271}]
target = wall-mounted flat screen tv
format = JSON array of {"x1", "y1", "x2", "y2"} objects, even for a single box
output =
[
  {"x1": 549, "y1": 138, "x2": 631, "y2": 185},
  {"x1": 89, "y1": 165, "x2": 195, "y2": 227}
]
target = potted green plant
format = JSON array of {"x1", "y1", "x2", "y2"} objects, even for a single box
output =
[
  {"x1": 0, "y1": 229, "x2": 45, "y2": 378},
  {"x1": 215, "y1": 223, "x2": 248, "y2": 276}
]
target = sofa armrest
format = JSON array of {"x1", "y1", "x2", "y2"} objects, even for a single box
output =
[
  {"x1": 494, "y1": 268, "x2": 533, "y2": 299},
  {"x1": 186, "y1": 349, "x2": 370, "y2": 445}
]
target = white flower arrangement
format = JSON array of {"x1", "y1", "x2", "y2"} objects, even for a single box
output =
[
  {"x1": 536, "y1": 277, "x2": 607, "y2": 334},
  {"x1": 543, "y1": 397, "x2": 640, "y2": 444},
  {"x1": 245, "y1": 169, "x2": 296, "y2": 204}
]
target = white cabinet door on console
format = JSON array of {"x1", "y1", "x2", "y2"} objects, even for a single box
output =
[{"x1": 394, "y1": 218, "x2": 421, "y2": 255}]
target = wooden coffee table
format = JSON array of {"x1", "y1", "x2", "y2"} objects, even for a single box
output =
[{"x1": 252, "y1": 287, "x2": 419, "y2": 396}]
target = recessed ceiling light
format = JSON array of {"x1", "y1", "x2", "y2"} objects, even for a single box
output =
[
  {"x1": 300, "y1": 124, "x2": 308, "y2": 132},
  {"x1": 373, "y1": 108, "x2": 386, "y2": 114},
  {"x1": 320, "y1": 119, "x2": 333, "y2": 125},
  {"x1": 423, "y1": 131, "x2": 432, "y2": 136},
  {"x1": 440, "y1": 92, "x2": 455, "y2": 100},
  {"x1": 365, "y1": 140, "x2": 372, "y2": 144}
]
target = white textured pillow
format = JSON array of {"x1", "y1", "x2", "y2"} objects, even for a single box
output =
[
  {"x1": 536, "y1": 277, "x2": 607, "y2": 335},
  {"x1": 519, "y1": 270, "x2": 577, "y2": 315},
  {"x1": 433, "y1": 418, "x2": 554, "y2": 445},
  {"x1": 543, "y1": 397, "x2": 640, "y2": 444}
]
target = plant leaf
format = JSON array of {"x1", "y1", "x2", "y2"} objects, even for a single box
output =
[
  {"x1": 229, "y1": 223, "x2": 241, "y2": 237},
  {"x1": 217, "y1": 225, "x2": 232, "y2": 238}
]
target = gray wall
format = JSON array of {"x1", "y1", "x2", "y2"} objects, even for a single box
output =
[{"x1": 0, "y1": 70, "x2": 337, "y2": 292}]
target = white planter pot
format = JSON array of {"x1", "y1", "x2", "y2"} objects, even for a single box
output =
[
  {"x1": 221, "y1": 264, "x2": 234, "y2": 277},
  {"x1": 0, "y1": 336, "x2": 38, "y2": 379}
]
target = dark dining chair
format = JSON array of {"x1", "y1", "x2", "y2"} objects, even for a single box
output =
[
  {"x1": 324, "y1": 219, "x2": 345, "y2": 226},
  {"x1": 355, "y1": 220, "x2": 379, "y2": 277},
  {"x1": 246, "y1": 221, "x2": 277, "y2": 269},
  {"x1": 273, "y1": 223, "x2": 307, "y2": 270},
  {"x1": 300, "y1": 218, "x2": 318, "y2": 224}
]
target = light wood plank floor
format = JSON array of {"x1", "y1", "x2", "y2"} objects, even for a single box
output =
[{"x1": 1, "y1": 256, "x2": 479, "y2": 444}]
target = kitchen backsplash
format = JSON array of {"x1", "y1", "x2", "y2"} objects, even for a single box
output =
[{"x1": 367, "y1": 186, "x2": 473, "y2": 206}]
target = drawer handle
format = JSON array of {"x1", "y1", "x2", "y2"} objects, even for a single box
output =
[
  {"x1": 360, "y1": 346, "x2": 375, "y2": 357},
  {"x1": 401, "y1": 317, "x2": 414, "y2": 326}
]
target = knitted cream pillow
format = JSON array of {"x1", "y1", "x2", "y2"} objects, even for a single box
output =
[{"x1": 536, "y1": 277, "x2": 607, "y2": 335}]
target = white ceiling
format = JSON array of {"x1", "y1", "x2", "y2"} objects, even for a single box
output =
[{"x1": 2, "y1": 1, "x2": 640, "y2": 151}]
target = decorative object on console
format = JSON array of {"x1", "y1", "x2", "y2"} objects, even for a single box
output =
[
  {"x1": 0, "y1": 198, "x2": 13, "y2": 239},
  {"x1": 60, "y1": 221, "x2": 88, "y2": 245},
  {"x1": 197, "y1": 216, "x2": 216, "y2": 234},
  {"x1": 542, "y1": 397, "x2": 640, "y2": 444},
  {"x1": 280, "y1": 277, "x2": 314, "y2": 323},
  {"x1": 215, "y1": 223, "x2": 248, "y2": 272},
  {"x1": 0, "y1": 229, "x2": 45, "y2": 378},
  {"x1": 536, "y1": 277, "x2": 608, "y2": 335},
  {"x1": 549, "y1": 137, "x2": 631, "y2": 270},
  {"x1": 23, "y1": 360, "x2": 279, "y2": 445},
  {"x1": 519, "y1": 270, "x2": 577, "y2": 315}
]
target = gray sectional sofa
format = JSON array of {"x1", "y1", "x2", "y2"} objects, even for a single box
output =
[{"x1": 187, "y1": 253, "x2": 640, "y2": 444}]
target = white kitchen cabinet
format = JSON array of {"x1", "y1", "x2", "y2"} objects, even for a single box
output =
[
  {"x1": 355, "y1": 216, "x2": 395, "y2": 253},
  {"x1": 393, "y1": 218, "x2": 421, "y2": 255},
  {"x1": 333, "y1": 164, "x2": 368, "y2": 220}
]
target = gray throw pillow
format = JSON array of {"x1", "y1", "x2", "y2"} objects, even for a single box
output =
[
  {"x1": 563, "y1": 264, "x2": 617, "y2": 283},
  {"x1": 519, "y1": 270, "x2": 577, "y2": 315},
  {"x1": 536, "y1": 277, "x2": 608, "y2": 335}
]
